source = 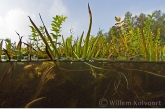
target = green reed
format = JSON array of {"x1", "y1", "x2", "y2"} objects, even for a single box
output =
[
  {"x1": 82, "y1": 3, "x2": 92, "y2": 59},
  {"x1": 76, "y1": 32, "x2": 84, "y2": 58}
]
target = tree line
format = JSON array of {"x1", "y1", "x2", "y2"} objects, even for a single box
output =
[{"x1": 103, "y1": 10, "x2": 165, "y2": 45}]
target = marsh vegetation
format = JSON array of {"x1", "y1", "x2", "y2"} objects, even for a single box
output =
[{"x1": 0, "y1": 4, "x2": 165, "y2": 108}]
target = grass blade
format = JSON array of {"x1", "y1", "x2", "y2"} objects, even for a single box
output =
[
  {"x1": 77, "y1": 31, "x2": 84, "y2": 57},
  {"x1": 62, "y1": 35, "x2": 68, "y2": 57},
  {"x1": 82, "y1": 3, "x2": 92, "y2": 59},
  {"x1": 28, "y1": 16, "x2": 54, "y2": 59},
  {"x1": 15, "y1": 31, "x2": 23, "y2": 50},
  {"x1": 88, "y1": 35, "x2": 101, "y2": 58},
  {"x1": 141, "y1": 25, "x2": 149, "y2": 60},
  {"x1": 39, "y1": 14, "x2": 60, "y2": 58}
]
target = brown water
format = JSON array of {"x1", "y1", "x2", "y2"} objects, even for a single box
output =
[{"x1": 0, "y1": 61, "x2": 165, "y2": 107}]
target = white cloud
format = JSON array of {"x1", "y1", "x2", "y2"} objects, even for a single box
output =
[
  {"x1": 48, "y1": 0, "x2": 82, "y2": 40},
  {"x1": 0, "y1": 16, "x2": 6, "y2": 36},
  {"x1": 128, "y1": 5, "x2": 165, "y2": 17},
  {"x1": 49, "y1": 0, "x2": 69, "y2": 16},
  {"x1": 5, "y1": 8, "x2": 31, "y2": 35},
  {"x1": 0, "y1": 8, "x2": 35, "y2": 43},
  {"x1": 0, "y1": 0, "x2": 81, "y2": 45}
]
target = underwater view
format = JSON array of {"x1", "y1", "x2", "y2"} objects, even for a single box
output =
[
  {"x1": 0, "y1": 61, "x2": 165, "y2": 108},
  {"x1": 1, "y1": 3, "x2": 165, "y2": 108}
]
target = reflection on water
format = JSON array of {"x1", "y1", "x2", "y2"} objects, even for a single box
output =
[{"x1": 0, "y1": 61, "x2": 165, "y2": 108}]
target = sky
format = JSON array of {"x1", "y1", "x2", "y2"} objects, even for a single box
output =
[{"x1": 0, "y1": 0, "x2": 165, "y2": 43}]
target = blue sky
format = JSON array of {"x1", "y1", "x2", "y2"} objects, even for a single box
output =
[{"x1": 0, "y1": 0, "x2": 165, "y2": 43}]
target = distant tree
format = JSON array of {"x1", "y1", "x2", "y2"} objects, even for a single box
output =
[
  {"x1": 96, "y1": 28, "x2": 104, "y2": 36},
  {"x1": 105, "y1": 26, "x2": 116, "y2": 43},
  {"x1": 152, "y1": 10, "x2": 165, "y2": 44},
  {"x1": 105, "y1": 10, "x2": 165, "y2": 44},
  {"x1": 133, "y1": 13, "x2": 147, "y2": 28}
]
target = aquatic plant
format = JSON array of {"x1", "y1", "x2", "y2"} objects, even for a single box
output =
[
  {"x1": 25, "y1": 97, "x2": 46, "y2": 108},
  {"x1": 82, "y1": 3, "x2": 92, "y2": 59},
  {"x1": 0, "y1": 62, "x2": 14, "y2": 86},
  {"x1": 0, "y1": 3, "x2": 163, "y2": 62},
  {"x1": 27, "y1": 3, "x2": 104, "y2": 60},
  {"x1": 107, "y1": 13, "x2": 163, "y2": 61},
  {"x1": 33, "y1": 62, "x2": 57, "y2": 99},
  {"x1": 0, "y1": 39, "x2": 3, "y2": 60},
  {"x1": 1, "y1": 3, "x2": 165, "y2": 108},
  {"x1": 28, "y1": 13, "x2": 67, "y2": 59}
]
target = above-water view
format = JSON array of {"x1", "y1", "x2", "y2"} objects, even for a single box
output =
[{"x1": 1, "y1": 1, "x2": 165, "y2": 108}]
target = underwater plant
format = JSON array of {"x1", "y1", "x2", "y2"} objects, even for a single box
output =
[
  {"x1": 32, "y1": 62, "x2": 57, "y2": 100},
  {"x1": 25, "y1": 97, "x2": 46, "y2": 108}
]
